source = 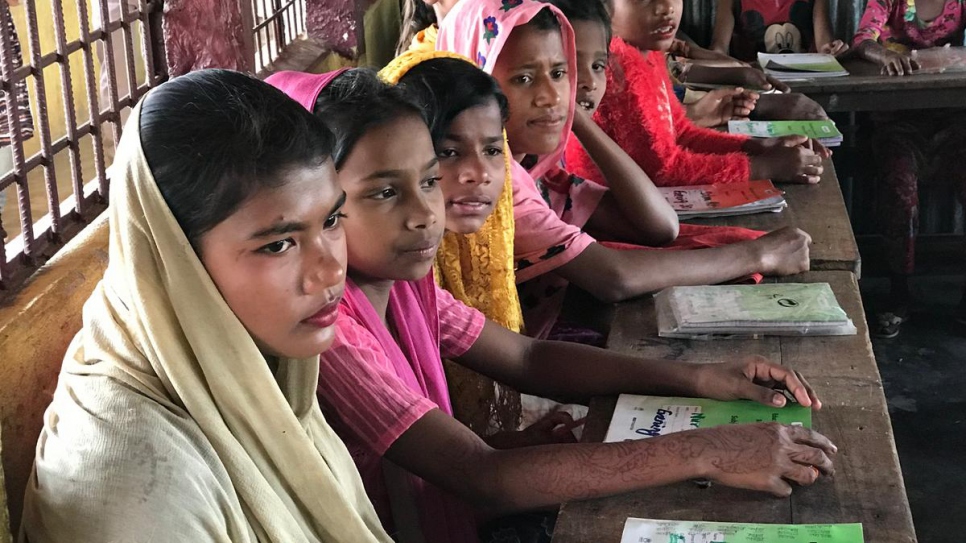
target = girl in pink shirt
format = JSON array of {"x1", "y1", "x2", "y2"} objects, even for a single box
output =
[{"x1": 269, "y1": 67, "x2": 835, "y2": 543}]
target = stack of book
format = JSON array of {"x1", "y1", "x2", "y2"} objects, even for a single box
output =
[
  {"x1": 660, "y1": 180, "x2": 786, "y2": 219},
  {"x1": 655, "y1": 283, "x2": 857, "y2": 339},
  {"x1": 728, "y1": 119, "x2": 843, "y2": 147},
  {"x1": 758, "y1": 52, "x2": 849, "y2": 79},
  {"x1": 621, "y1": 519, "x2": 864, "y2": 543}
]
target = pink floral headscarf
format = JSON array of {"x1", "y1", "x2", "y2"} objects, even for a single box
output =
[{"x1": 436, "y1": 0, "x2": 578, "y2": 180}]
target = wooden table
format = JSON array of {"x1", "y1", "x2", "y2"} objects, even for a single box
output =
[
  {"x1": 788, "y1": 58, "x2": 966, "y2": 113},
  {"x1": 552, "y1": 271, "x2": 916, "y2": 543},
  {"x1": 688, "y1": 161, "x2": 861, "y2": 277}
]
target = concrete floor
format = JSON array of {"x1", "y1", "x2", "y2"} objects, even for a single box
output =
[{"x1": 860, "y1": 274, "x2": 966, "y2": 541}]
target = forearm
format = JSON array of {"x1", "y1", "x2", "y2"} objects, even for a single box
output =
[
  {"x1": 512, "y1": 339, "x2": 701, "y2": 400},
  {"x1": 853, "y1": 39, "x2": 887, "y2": 64},
  {"x1": 558, "y1": 240, "x2": 762, "y2": 303},
  {"x1": 571, "y1": 116, "x2": 679, "y2": 244},
  {"x1": 684, "y1": 65, "x2": 747, "y2": 85}
]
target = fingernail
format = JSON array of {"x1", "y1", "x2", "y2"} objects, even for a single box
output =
[{"x1": 773, "y1": 394, "x2": 786, "y2": 406}]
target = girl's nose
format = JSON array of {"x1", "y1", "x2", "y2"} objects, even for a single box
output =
[{"x1": 302, "y1": 240, "x2": 346, "y2": 296}]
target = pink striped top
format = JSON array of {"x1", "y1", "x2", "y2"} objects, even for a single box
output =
[{"x1": 317, "y1": 274, "x2": 485, "y2": 542}]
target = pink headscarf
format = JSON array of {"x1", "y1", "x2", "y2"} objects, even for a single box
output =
[
  {"x1": 265, "y1": 68, "x2": 349, "y2": 111},
  {"x1": 437, "y1": 0, "x2": 578, "y2": 181}
]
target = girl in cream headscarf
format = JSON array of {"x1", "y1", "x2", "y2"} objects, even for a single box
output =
[{"x1": 20, "y1": 69, "x2": 391, "y2": 543}]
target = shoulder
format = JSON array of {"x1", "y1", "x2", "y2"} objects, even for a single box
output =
[{"x1": 23, "y1": 375, "x2": 244, "y2": 542}]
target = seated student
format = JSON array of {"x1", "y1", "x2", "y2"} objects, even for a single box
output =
[
  {"x1": 711, "y1": 0, "x2": 848, "y2": 61},
  {"x1": 850, "y1": 0, "x2": 966, "y2": 336},
  {"x1": 559, "y1": 0, "x2": 831, "y2": 187},
  {"x1": 435, "y1": 0, "x2": 812, "y2": 339},
  {"x1": 19, "y1": 70, "x2": 390, "y2": 542},
  {"x1": 286, "y1": 67, "x2": 834, "y2": 543}
]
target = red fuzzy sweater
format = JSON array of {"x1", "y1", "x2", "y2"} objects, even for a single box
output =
[{"x1": 565, "y1": 38, "x2": 752, "y2": 187}]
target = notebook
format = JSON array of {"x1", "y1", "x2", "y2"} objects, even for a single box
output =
[
  {"x1": 621, "y1": 518, "x2": 864, "y2": 543},
  {"x1": 758, "y1": 52, "x2": 848, "y2": 79},
  {"x1": 655, "y1": 283, "x2": 857, "y2": 338},
  {"x1": 728, "y1": 119, "x2": 843, "y2": 147},
  {"x1": 603, "y1": 394, "x2": 811, "y2": 443},
  {"x1": 660, "y1": 180, "x2": 786, "y2": 219}
]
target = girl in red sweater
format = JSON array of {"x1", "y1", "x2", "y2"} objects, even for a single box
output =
[{"x1": 565, "y1": 0, "x2": 830, "y2": 187}]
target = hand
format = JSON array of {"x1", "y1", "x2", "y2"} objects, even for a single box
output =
[
  {"x1": 749, "y1": 226, "x2": 811, "y2": 276},
  {"x1": 744, "y1": 135, "x2": 830, "y2": 159},
  {"x1": 669, "y1": 38, "x2": 692, "y2": 57},
  {"x1": 879, "y1": 49, "x2": 920, "y2": 76},
  {"x1": 749, "y1": 135, "x2": 824, "y2": 183},
  {"x1": 485, "y1": 411, "x2": 583, "y2": 449},
  {"x1": 688, "y1": 87, "x2": 759, "y2": 128},
  {"x1": 819, "y1": 39, "x2": 849, "y2": 56},
  {"x1": 693, "y1": 356, "x2": 822, "y2": 409},
  {"x1": 693, "y1": 423, "x2": 837, "y2": 497}
]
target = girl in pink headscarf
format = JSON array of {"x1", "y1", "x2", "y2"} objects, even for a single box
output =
[{"x1": 437, "y1": 0, "x2": 814, "y2": 340}]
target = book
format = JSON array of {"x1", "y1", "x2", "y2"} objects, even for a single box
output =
[
  {"x1": 660, "y1": 180, "x2": 786, "y2": 219},
  {"x1": 655, "y1": 283, "x2": 857, "y2": 338},
  {"x1": 728, "y1": 119, "x2": 843, "y2": 147},
  {"x1": 604, "y1": 394, "x2": 811, "y2": 443},
  {"x1": 758, "y1": 52, "x2": 849, "y2": 79},
  {"x1": 621, "y1": 518, "x2": 864, "y2": 543}
]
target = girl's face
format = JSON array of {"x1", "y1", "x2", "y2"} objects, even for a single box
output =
[
  {"x1": 199, "y1": 164, "x2": 348, "y2": 359},
  {"x1": 491, "y1": 24, "x2": 570, "y2": 158},
  {"x1": 436, "y1": 100, "x2": 506, "y2": 234},
  {"x1": 338, "y1": 114, "x2": 445, "y2": 282},
  {"x1": 611, "y1": 0, "x2": 682, "y2": 52},
  {"x1": 572, "y1": 19, "x2": 609, "y2": 115}
]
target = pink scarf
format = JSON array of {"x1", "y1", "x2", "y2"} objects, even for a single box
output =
[
  {"x1": 265, "y1": 68, "x2": 348, "y2": 111},
  {"x1": 437, "y1": 0, "x2": 578, "y2": 181}
]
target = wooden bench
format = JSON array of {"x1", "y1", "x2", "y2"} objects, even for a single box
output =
[
  {"x1": 689, "y1": 159, "x2": 861, "y2": 276},
  {"x1": 551, "y1": 270, "x2": 916, "y2": 542}
]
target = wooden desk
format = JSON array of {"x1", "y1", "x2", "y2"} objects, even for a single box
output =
[
  {"x1": 552, "y1": 271, "x2": 916, "y2": 543},
  {"x1": 688, "y1": 161, "x2": 861, "y2": 277},
  {"x1": 788, "y1": 58, "x2": 966, "y2": 113}
]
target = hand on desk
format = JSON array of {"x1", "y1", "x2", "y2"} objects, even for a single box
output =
[
  {"x1": 747, "y1": 135, "x2": 828, "y2": 184},
  {"x1": 880, "y1": 49, "x2": 920, "y2": 76},
  {"x1": 693, "y1": 355, "x2": 822, "y2": 409},
  {"x1": 485, "y1": 411, "x2": 582, "y2": 449},
  {"x1": 688, "y1": 87, "x2": 759, "y2": 128},
  {"x1": 819, "y1": 39, "x2": 850, "y2": 57},
  {"x1": 696, "y1": 422, "x2": 837, "y2": 497},
  {"x1": 749, "y1": 227, "x2": 812, "y2": 277}
]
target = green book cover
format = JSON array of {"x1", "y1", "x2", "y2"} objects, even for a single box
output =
[
  {"x1": 728, "y1": 120, "x2": 842, "y2": 140},
  {"x1": 665, "y1": 283, "x2": 850, "y2": 327},
  {"x1": 621, "y1": 519, "x2": 864, "y2": 543},
  {"x1": 604, "y1": 394, "x2": 811, "y2": 443}
]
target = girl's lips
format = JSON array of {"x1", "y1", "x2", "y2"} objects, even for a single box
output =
[
  {"x1": 401, "y1": 240, "x2": 440, "y2": 260},
  {"x1": 651, "y1": 21, "x2": 677, "y2": 39},
  {"x1": 448, "y1": 198, "x2": 493, "y2": 216},
  {"x1": 529, "y1": 116, "x2": 565, "y2": 131},
  {"x1": 303, "y1": 301, "x2": 340, "y2": 328}
]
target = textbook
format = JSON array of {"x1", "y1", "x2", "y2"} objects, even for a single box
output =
[
  {"x1": 660, "y1": 180, "x2": 786, "y2": 219},
  {"x1": 758, "y1": 52, "x2": 849, "y2": 79},
  {"x1": 620, "y1": 518, "x2": 864, "y2": 543},
  {"x1": 655, "y1": 283, "x2": 857, "y2": 338},
  {"x1": 603, "y1": 394, "x2": 811, "y2": 443},
  {"x1": 728, "y1": 119, "x2": 843, "y2": 147}
]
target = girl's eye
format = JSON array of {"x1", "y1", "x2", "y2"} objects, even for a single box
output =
[
  {"x1": 551, "y1": 69, "x2": 567, "y2": 79},
  {"x1": 484, "y1": 146, "x2": 504, "y2": 157},
  {"x1": 372, "y1": 187, "x2": 397, "y2": 200},
  {"x1": 324, "y1": 212, "x2": 347, "y2": 229},
  {"x1": 513, "y1": 74, "x2": 533, "y2": 84},
  {"x1": 593, "y1": 61, "x2": 607, "y2": 72},
  {"x1": 423, "y1": 176, "x2": 442, "y2": 189},
  {"x1": 438, "y1": 148, "x2": 458, "y2": 158},
  {"x1": 259, "y1": 239, "x2": 295, "y2": 255}
]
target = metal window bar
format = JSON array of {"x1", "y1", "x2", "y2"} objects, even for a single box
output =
[
  {"x1": 0, "y1": 0, "x2": 166, "y2": 293},
  {"x1": 251, "y1": 0, "x2": 306, "y2": 73}
]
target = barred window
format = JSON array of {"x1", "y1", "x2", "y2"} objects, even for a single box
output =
[
  {"x1": 0, "y1": 0, "x2": 165, "y2": 293},
  {"x1": 251, "y1": 0, "x2": 306, "y2": 74}
]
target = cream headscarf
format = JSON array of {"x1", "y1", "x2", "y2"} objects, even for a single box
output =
[{"x1": 20, "y1": 90, "x2": 391, "y2": 543}]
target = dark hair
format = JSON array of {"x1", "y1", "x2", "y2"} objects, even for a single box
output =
[
  {"x1": 140, "y1": 69, "x2": 335, "y2": 250},
  {"x1": 397, "y1": 58, "x2": 509, "y2": 146},
  {"x1": 313, "y1": 68, "x2": 427, "y2": 169},
  {"x1": 545, "y1": 0, "x2": 612, "y2": 43},
  {"x1": 397, "y1": 0, "x2": 438, "y2": 56},
  {"x1": 525, "y1": 6, "x2": 562, "y2": 32}
]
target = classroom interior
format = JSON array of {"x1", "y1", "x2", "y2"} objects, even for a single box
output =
[{"x1": 1, "y1": 0, "x2": 965, "y2": 541}]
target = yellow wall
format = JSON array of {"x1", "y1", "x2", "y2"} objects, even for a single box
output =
[{"x1": 9, "y1": 0, "x2": 147, "y2": 158}]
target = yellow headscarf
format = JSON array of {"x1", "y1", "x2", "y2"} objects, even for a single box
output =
[
  {"x1": 379, "y1": 49, "x2": 523, "y2": 434},
  {"x1": 20, "y1": 92, "x2": 391, "y2": 542},
  {"x1": 380, "y1": 49, "x2": 522, "y2": 334}
]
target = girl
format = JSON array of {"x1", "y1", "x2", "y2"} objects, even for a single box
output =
[
  {"x1": 555, "y1": 0, "x2": 829, "y2": 187},
  {"x1": 20, "y1": 70, "x2": 391, "y2": 543},
  {"x1": 274, "y1": 67, "x2": 834, "y2": 543},
  {"x1": 851, "y1": 0, "x2": 966, "y2": 336},
  {"x1": 711, "y1": 0, "x2": 848, "y2": 61},
  {"x1": 436, "y1": 0, "x2": 812, "y2": 341}
]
